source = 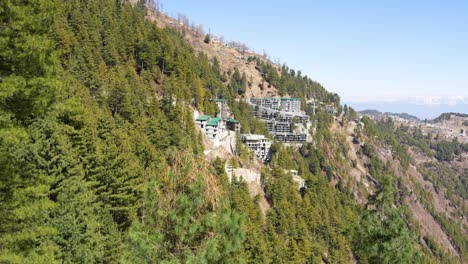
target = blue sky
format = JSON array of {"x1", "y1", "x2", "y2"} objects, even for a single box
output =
[{"x1": 159, "y1": 0, "x2": 468, "y2": 103}]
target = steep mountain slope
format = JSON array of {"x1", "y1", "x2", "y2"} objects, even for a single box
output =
[
  {"x1": 151, "y1": 7, "x2": 468, "y2": 262},
  {"x1": 347, "y1": 115, "x2": 467, "y2": 261},
  {"x1": 146, "y1": 8, "x2": 339, "y2": 105},
  {"x1": 154, "y1": 7, "x2": 468, "y2": 260},
  {"x1": 146, "y1": 9, "x2": 279, "y2": 99},
  {"x1": 1, "y1": 1, "x2": 466, "y2": 263}
]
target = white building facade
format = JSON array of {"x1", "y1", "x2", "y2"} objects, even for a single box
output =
[{"x1": 241, "y1": 134, "x2": 272, "y2": 161}]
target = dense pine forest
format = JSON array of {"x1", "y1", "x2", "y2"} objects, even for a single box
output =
[{"x1": 1, "y1": 1, "x2": 465, "y2": 263}]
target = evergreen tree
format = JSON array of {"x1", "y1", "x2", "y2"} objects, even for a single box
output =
[
  {"x1": 123, "y1": 151, "x2": 244, "y2": 263},
  {"x1": 352, "y1": 176, "x2": 421, "y2": 264},
  {"x1": 204, "y1": 33, "x2": 211, "y2": 44}
]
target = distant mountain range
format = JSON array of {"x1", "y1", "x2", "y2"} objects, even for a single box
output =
[
  {"x1": 359, "y1": 109, "x2": 420, "y2": 121},
  {"x1": 347, "y1": 96, "x2": 468, "y2": 119},
  {"x1": 431, "y1": 112, "x2": 468, "y2": 122},
  {"x1": 359, "y1": 109, "x2": 468, "y2": 123}
]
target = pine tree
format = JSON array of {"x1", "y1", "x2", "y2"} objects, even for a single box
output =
[
  {"x1": 193, "y1": 78, "x2": 205, "y2": 112},
  {"x1": 123, "y1": 151, "x2": 244, "y2": 263},
  {"x1": 204, "y1": 33, "x2": 211, "y2": 44},
  {"x1": 0, "y1": 1, "x2": 61, "y2": 262},
  {"x1": 0, "y1": 0, "x2": 60, "y2": 123},
  {"x1": 0, "y1": 122, "x2": 60, "y2": 263},
  {"x1": 352, "y1": 176, "x2": 421, "y2": 264}
]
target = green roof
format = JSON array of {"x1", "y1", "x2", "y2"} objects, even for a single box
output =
[
  {"x1": 226, "y1": 118, "x2": 239, "y2": 123},
  {"x1": 196, "y1": 115, "x2": 211, "y2": 121},
  {"x1": 207, "y1": 117, "x2": 222, "y2": 126}
]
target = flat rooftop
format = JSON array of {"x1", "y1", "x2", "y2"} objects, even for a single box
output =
[
  {"x1": 225, "y1": 118, "x2": 239, "y2": 123},
  {"x1": 242, "y1": 134, "x2": 268, "y2": 140},
  {"x1": 196, "y1": 115, "x2": 211, "y2": 121},
  {"x1": 207, "y1": 117, "x2": 222, "y2": 126}
]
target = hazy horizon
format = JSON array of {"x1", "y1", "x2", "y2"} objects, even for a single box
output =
[{"x1": 347, "y1": 101, "x2": 468, "y2": 120}]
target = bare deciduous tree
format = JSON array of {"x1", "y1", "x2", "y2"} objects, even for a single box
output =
[
  {"x1": 196, "y1": 24, "x2": 205, "y2": 37},
  {"x1": 228, "y1": 41, "x2": 249, "y2": 55},
  {"x1": 149, "y1": 0, "x2": 162, "y2": 17},
  {"x1": 177, "y1": 13, "x2": 189, "y2": 26}
]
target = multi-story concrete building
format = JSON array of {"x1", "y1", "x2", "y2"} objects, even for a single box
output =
[
  {"x1": 280, "y1": 113, "x2": 309, "y2": 123},
  {"x1": 273, "y1": 133, "x2": 307, "y2": 142},
  {"x1": 241, "y1": 134, "x2": 272, "y2": 161},
  {"x1": 250, "y1": 97, "x2": 302, "y2": 113},
  {"x1": 250, "y1": 98, "x2": 309, "y2": 123},
  {"x1": 205, "y1": 117, "x2": 224, "y2": 139},
  {"x1": 249, "y1": 97, "x2": 309, "y2": 143},
  {"x1": 267, "y1": 121, "x2": 291, "y2": 133},
  {"x1": 195, "y1": 115, "x2": 211, "y2": 130},
  {"x1": 195, "y1": 115, "x2": 240, "y2": 139},
  {"x1": 225, "y1": 118, "x2": 240, "y2": 132}
]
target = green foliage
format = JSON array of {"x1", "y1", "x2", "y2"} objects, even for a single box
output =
[
  {"x1": 0, "y1": 0, "x2": 236, "y2": 262},
  {"x1": 235, "y1": 132, "x2": 250, "y2": 164},
  {"x1": 366, "y1": 117, "x2": 466, "y2": 163},
  {"x1": 204, "y1": 33, "x2": 211, "y2": 44},
  {"x1": 361, "y1": 143, "x2": 376, "y2": 157},
  {"x1": 421, "y1": 162, "x2": 468, "y2": 200},
  {"x1": 0, "y1": 0, "x2": 60, "y2": 124},
  {"x1": 361, "y1": 117, "x2": 412, "y2": 169},
  {"x1": 0, "y1": 1, "x2": 62, "y2": 262},
  {"x1": 422, "y1": 235, "x2": 458, "y2": 263},
  {"x1": 263, "y1": 165, "x2": 355, "y2": 263},
  {"x1": 229, "y1": 179, "x2": 271, "y2": 263},
  {"x1": 396, "y1": 125, "x2": 433, "y2": 156},
  {"x1": 1, "y1": 1, "x2": 460, "y2": 263},
  {"x1": 352, "y1": 176, "x2": 421, "y2": 264},
  {"x1": 231, "y1": 100, "x2": 268, "y2": 134},
  {"x1": 0, "y1": 122, "x2": 61, "y2": 263},
  {"x1": 228, "y1": 67, "x2": 248, "y2": 96},
  {"x1": 253, "y1": 57, "x2": 340, "y2": 105},
  {"x1": 412, "y1": 171, "x2": 468, "y2": 261},
  {"x1": 123, "y1": 151, "x2": 244, "y2": 263},
  {"x1": 432, "y1": 139, "x2": 464, "y2": 161}
]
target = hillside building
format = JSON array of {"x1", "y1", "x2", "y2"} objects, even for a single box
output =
[
  {"x1": 284, "y1": 169, "x2": 306, "y2": 189},
  {"x1": 249, "y1": 97, "x2": 309, "y2": 143},
  {"x1": 205, "y1": 117, "x2": 224, "y2": 139},
  {"x1": 267, "y1": 121, "x2": 291, "y2": 133},
  {"x1": 195, "y1": 115, "x2": 240, "y2": 139},
  {"x1": 241, "y1": 134, "x2": 272, "y2": 161},
  {"x1": 226, "y1": 118, "x2": 240, "y2": 132},
  {"x1": 273, "y1": 133, "x2": 307, "y2": 142},
  {"x1": 250, "y1": 97, "x2": 302, "y2": 113},
  {"x1": 195, "y1": 115, "x2": 211, "y2": 130}
]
